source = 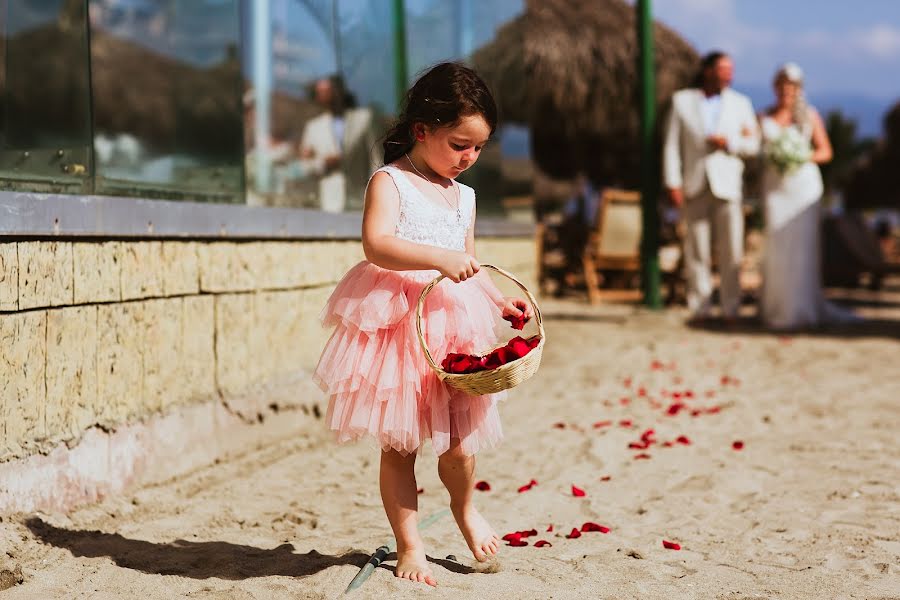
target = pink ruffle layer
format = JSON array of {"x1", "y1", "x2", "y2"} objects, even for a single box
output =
[{"x1": 313, "y1": 261, "x2": 505, "y2": 456}]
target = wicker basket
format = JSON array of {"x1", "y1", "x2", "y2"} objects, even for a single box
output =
[{"x1": 415, "y1": 264, "x2": 545, "y2": 395}]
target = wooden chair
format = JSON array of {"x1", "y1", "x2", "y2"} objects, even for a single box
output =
[
  {"x1": 582, "y1": 189, "x2": 641, "y2": 304},
  {"x1": 582, "y1": 188, "x2": 683, "y2": 305}
]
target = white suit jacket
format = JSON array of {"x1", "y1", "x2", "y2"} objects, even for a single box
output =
[
  {"x1": 663, "y1": 87, "x2": 760, "y2": 202},
  {"x1": 300, "y1": 108, "x2": 380, "y2": 212}
]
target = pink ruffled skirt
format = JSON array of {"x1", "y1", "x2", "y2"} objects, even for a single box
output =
[{"x1": 314, "y1": 261, "x2": 505, "y2": 456}]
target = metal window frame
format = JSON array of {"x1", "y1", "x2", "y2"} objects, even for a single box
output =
[{"x1": 0, "y1": 190, "x2": 533, "y2": 239}]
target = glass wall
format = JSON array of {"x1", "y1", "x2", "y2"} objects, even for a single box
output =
[
  {"x1": 0, "y1": 0, "x2": 93, "y2": 194},
  {"x1": 90, "y1": 0, "x2": 244, "y2": 203},
  {"x1": 0, "y1": 0, "x2": 529, "y2": 218}
]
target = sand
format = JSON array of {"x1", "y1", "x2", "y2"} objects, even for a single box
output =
[{"x1": 2, "y1": 284, "x2": 899, "y2": 599}]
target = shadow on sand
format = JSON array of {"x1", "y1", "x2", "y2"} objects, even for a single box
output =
[
  {"x1": 24, "y1": 518, "x2": 476, "y2": 581},
  {"x1": 25, "y1": 517, "x2": 368, "y2": 580}
]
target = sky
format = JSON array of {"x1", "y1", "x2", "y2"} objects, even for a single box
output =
[{"x1": 646, "y1": 0, "x2": 900, "y2": 136}]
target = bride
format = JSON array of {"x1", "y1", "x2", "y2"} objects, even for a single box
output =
[{"x1": 759, "y1": 63, "x2": 856, "y2": 329}]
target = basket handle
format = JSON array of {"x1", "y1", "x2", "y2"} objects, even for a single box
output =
[{"x1": 415, "y1": 264, "x2": 545, "y2": 376}]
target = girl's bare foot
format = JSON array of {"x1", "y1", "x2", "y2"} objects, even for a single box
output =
[
  {"x1": 395, "y1": 545, "x2": 437, "y2": 587},
  {"x1": 451, "y1": 503, "x2": 500, "y2": 562}
]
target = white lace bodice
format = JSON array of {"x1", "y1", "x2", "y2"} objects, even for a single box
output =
[{"x1": 375, "y1": 165, "x2": 475, "y2": 252}]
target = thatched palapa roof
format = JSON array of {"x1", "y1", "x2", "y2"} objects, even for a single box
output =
[{"x1": 471, "y1": 0, "x2": 698, "y2": 187}]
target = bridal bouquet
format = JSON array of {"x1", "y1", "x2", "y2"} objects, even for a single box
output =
[{"x1": 764, "y1": 128, "x2": 812, "y2": 174}]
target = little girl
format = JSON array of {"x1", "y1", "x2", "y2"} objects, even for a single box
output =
[{"x1": 314, "y1": 62, "x2": 530, "y2": 587}]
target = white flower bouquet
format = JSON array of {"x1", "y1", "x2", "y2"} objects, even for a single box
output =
[{"x1": 765, "y1": 127, "x2": 812, "y2": 174}]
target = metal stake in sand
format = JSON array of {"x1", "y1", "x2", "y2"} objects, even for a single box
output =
[{"x1": 344, "y1": 508, "x2": 450, "y2": 593}]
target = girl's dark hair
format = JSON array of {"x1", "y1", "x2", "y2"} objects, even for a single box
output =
[
  {"x1": 692, "y1": 50, "x2": 728, "y2": 88},
  {"x1": 382, "y1": 62, "x2": 498, "y2": 165}
]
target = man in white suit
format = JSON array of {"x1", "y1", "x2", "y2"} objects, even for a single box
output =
[
  {"x1": 300, "y1": 77, "x2": 380, "y2": 213},
  {"x1": 664, "y1": 51, "x2": 760, "y2": 322}
]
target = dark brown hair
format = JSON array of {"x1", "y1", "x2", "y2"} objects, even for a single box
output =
[{"x1": 382, "y1": 62, "x2": 498, "y2": 165}]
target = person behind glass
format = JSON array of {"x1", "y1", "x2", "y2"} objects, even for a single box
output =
[
  {"x1": 663, "y1": 51, "x2": 761, "y2": 323},
  {"x1": 299, "y1": 75, "x2": 376, "y2": 212},
  {"x1": 313, "y1": 62, "x2": 531, "y2": 587}
]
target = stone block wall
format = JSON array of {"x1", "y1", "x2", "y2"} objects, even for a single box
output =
[{"x1": 0, "y1": 237, "x2": 536, "y2": 464}]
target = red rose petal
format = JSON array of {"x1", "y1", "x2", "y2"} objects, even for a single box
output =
[
  {"x1": 553, "y1": 422, "x2": 566, "y2": 429},
  {"x1": 600, "y1": 475, "x2": 611, "y2": 481},
  {"x1": 732, "y1": 440, "x2": 744, "y2": 450},
  {"x1": 634, "y1": 453, "x2": 652, "y2": 460},
  {"x1": 566, "y1": 528, "x2": 582, "y2": 539},
  {"x1": 580, "y1": 522, "x2": 611, "y2": 533},
  {"x1": 676, "y1": 435, "x2": 691, "y2": 445},
  {"x1": 502, "y1": 533, "x2": 522, "y2": 542},
  {"x1": 623, "y1": 377, "x2": 632, "y2": 388},
  {"x1": 619, "y1": 419, "x2": 633, "y2": 428},
  {"x1": 662, "y1": 441, "x2": 674, "y2": 447},
  {"x1": 475, "y1": 481, "x2": 491, "y2": 491},
  {"x1": 519, "y1": 529, "x2": 538, "y2": 538},
  {"x1": 534, "y1": 540, "x2": 552, "y2": 547},
  {"x1": 507, "y1": 539, "x2": 528, "y2": 547},
  {"x1": 662, "y1": 540, "x2": 681, "y2": 550},
  {"x1": 637, "y1": 387, "x2": 647, "y2": 397},
  {"x1": 571, "y1": 485, "x2": 586, "y2": 497},
  {"x1": 593, "y1": 420, "x2": 613, "y2": 428},
  {"x1": 620, "y1": 397, "x2": 630, "y2": 406},
  {"x1": 546, "y1": 524, "x2": 554, "y2": 532},
  {"x1": 667, "y1": 402, "x2": 686, "y2": 416}
]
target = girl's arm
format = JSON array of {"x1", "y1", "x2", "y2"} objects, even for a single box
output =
[
  {"x1": 362, "y1": 172, "x2": 479, "y2": 282},
  {"x1": 467, "y1": 203, "x2": 532, "y2": 319},
  {"x1": 809, "y1": 109, "x2": 833, "y2": 165}
]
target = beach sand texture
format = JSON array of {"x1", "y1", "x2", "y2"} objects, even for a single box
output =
[{"x1": 1, "y1": 293, "x2": 898, "y2": 600}]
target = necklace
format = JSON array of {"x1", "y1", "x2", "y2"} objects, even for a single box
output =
[{"x1": 405, "y1": 153, "x2": 461, "y2": 222}]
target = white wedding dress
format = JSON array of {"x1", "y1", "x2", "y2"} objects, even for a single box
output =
[{"x1": 759, "y1": 115, "x2": 856, "y2": 329}]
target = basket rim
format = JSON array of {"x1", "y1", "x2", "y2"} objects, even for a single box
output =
[{"x1": 415, "y1": 264, "x2": 545, "y2": 381}]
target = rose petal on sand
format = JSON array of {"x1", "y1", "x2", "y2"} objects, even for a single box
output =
[
  {"x1": 663, "y1": 540, "x2": 681, "y2": 550},
  {"x1": 634, "y1": 453, "x2": 652, "y2": 460},
  {"x1": 593, "y1": 420, "x2": 613, "y2": 428},
  {"x1": 732, "y1": 440, "x2": 745, "y2": 450},
  {"x1": 676, "y1": 435, "x2": 691, "y2": 445},
  {"x1": 507, "y1": 539, "x2": 528, "y2": 547},
  {"x1": 553, "y1": 422, "x2": 566, "y2": 429},
  {"x1": 619, "y1": 419, "x2": 633, "y2": 428},
  {"x1": 566, "y1": 528, "x2": 582, "y2": 539},
  {"x1": 520, "y1": 529, "x2": 538, "y2": 538},
  {"x1": 546, "y1": 524, "x2": 554, "y2": 532},
  {"x1": 534, "y1": 540, "x2": 552, "y2": 547},
  {"x1": 571, "y1": 485, "x2": 586, "y2": 497},
  {"x1": 581, "y1": 522, "x2": 611, "y2": 533},
  {"x1": 600, "y1": 475, "x2": 612, "y2": 481},
  {"x1": 475, "y1": 481, "x2": 491, "y2": 491},
  {"x1": 518, "y1": 479, "x2": 538, "y2": 493},
  {"x1": 502, "y1": 533, "x2": 522, "y2": 542}
]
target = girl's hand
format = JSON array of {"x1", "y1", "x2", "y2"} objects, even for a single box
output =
[
  {"x1": 438, "y1": 251, "x2": 480, "y2": 283},
  {"x1": 501, "y1": 297, "x2": 532, "y2": 321}
]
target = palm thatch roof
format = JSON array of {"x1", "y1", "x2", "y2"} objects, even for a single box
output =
[
  {"x1": 471, "y1": 0, "x2": 698, "y2": 187},
  {"x1": 844, "y1": 101, "x2": 900, "y2": 210}
]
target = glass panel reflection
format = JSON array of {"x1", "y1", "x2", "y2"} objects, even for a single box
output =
[
  {"x1": 0, "y1": 0, "x2": 92, "y2": 193},
  {"x1": 89, "y1": 0, "x2": 244, "y2": 202}
]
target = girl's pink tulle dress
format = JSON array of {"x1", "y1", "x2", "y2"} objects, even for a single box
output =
[{"x1": 314, "y1": 165, "x2": 505, "y2": 456}]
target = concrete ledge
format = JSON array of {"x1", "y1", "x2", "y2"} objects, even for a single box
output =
[{"x1": 0, "y1": 192, "x2": 535, "y2": 239}]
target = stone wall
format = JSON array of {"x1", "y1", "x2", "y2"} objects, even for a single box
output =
[{"x1": 0, "y1": 237, "x2": 536, "y2": 468}]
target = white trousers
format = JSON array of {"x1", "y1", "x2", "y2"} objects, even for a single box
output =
[{"x1": 682, "y1": 188, "x2": 743, "y2": 318}]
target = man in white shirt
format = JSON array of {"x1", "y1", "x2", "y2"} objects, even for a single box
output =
[
  {"x1": 663, "y1": 51, "x2": 761, "y2": 322},
  {"x1": 299, "y1": 77, "x2": 380, "y2": 213}
]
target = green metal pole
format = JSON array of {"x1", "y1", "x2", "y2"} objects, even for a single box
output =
[
  {"x1": 392, "y1": 0, "x2": 408, "y2": 112},
  {"x1": 637, "y1": 0, "x2": 662, "y2": 308}
]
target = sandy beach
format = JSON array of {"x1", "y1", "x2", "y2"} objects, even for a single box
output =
[{"x1": 2, "y1": 285, "x2": 899, "y2": 600}]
